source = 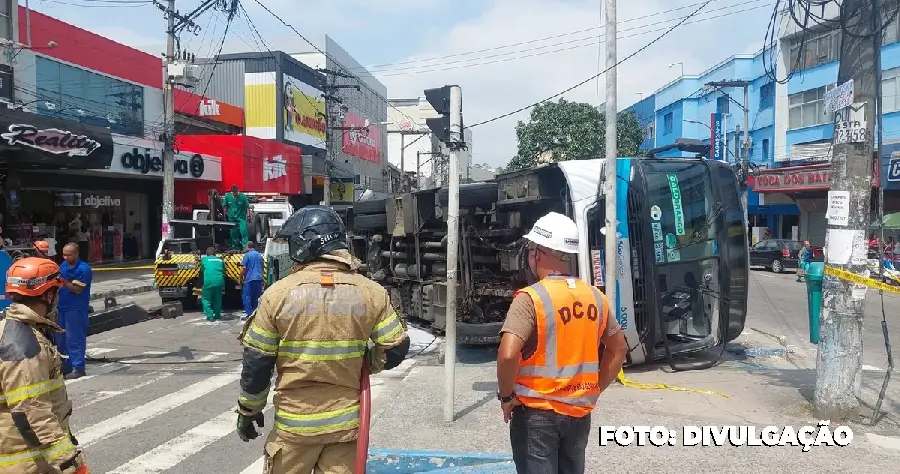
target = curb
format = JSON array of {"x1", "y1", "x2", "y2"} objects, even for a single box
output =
[{"x1": 90, "y1": 283, "x2": 156, "y2": 301}]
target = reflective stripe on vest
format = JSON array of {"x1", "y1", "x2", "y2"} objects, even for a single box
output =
[
  {"x1": 0, "y1": 376, "x2": 66, "y2": 405},
  {"x1": 274, "y1": 404, "x2": 360, "y2": 436},
  {"x1": 0, "y1": 435, "x2": 73, "y2": 467},
  {"x1": 513, "y1": 278, "x2": 608, "y2": 414},
  {"x1": 278, "y1": 339, "x2": 367, "y2": 361}
]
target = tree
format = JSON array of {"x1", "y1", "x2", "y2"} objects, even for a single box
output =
[{"x1": 506, "y1": 99, "x2": 646, "y2": 171}]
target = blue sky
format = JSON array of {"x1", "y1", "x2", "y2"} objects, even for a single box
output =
[{"x1": 28, "y1": 0, "x2": 776, "y2": 167}]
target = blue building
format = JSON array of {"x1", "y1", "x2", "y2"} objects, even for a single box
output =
[
  {"x1": 623, "y1": 49, "x2": 796, "y2": 241},
  {"x1": 770, "y1": 6, "x2": 900, "y2": 245}
]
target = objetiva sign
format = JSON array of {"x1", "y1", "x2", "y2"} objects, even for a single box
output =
[{"x1": 119, "y1": 148, "x2": 205, "y2": 178}]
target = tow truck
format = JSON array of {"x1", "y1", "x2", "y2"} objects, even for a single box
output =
[{"x1": 154, "y1": 189, "x2": 292, "y2": 310}]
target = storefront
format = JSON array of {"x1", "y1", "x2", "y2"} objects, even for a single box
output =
[
  {"x1": 750, "y1": 163, "x2": 879, "y2": 246},
  {"x1": 3, "y1": 131, "x2": 223, "y2": 263},
  {"x1": 173, "y1": 134, "x2": 303, "y2": 211}
]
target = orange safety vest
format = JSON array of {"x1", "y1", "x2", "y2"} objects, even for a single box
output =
[{"x1": 513, "y1": 275, "x2": 609, "y2": 418}]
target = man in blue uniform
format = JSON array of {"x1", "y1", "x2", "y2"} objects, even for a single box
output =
[
  {"x1": 240, "y1": 241, "x2": 264, "y2": 321},
  {"x1": 57, "y1": 242, "x2": 92, "y2": 379}
]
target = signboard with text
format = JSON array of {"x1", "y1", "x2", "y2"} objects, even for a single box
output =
[
  {"x1": 105, "y1": 135, "x2": 222, "y2": 181},
  {"x1": 710, "y1": 113, "x2": 724, "y2": 161},
  {"x1": 341, "y1": 110, "x2": 382, "y2": 164}
]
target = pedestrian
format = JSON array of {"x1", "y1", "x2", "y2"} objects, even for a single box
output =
[
  {"x1": 57, "y1": 242, "x2": 92, "y2": 380},
  {"x1": 496, "y1": 212, "x2": 628, "y2": 474},
  {"x1": 0, "y1": 257, "x2": 90, "y2": 474},
  {"x1": 236, "y1": 205, "x2": 410, "y2": 473},
  {"x1": 200, "y1": 246, "x2": 225, "y2": 321},
  {"x1": 241, "y1": 241, "x2": 264, "y2": 321},
  {"x1": 797, "y1": 240, "x2": 812, "y2": 283},
  {"x1": 223, "y1": 184, "x2": 250, "y2": 250}
]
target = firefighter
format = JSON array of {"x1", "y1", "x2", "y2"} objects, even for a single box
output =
[
  {"x1": 496, "y1": 212, "x2": 628, "y2": 474},
  {"x1": 223, "y1": 184, "x2": 250, "y2": 250},
  {"x1": 33, "y1": 240, "x2": 51, "y2": 259},
  {"x1": 0, "y1": 257, "x2": 89, "y2": 474},
  {"x1": 236, "y1": 205, "x2": 411, "y2": 474}
]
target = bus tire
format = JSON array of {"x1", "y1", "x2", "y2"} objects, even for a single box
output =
[
  {"x1": 355, "y1": 213, "x2": 388, "y2": 231},
  {"x1": 438, "y1": 183, "x2": 498, "y2": 208}
]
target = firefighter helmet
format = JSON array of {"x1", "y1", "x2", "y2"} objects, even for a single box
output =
[
  {"x1": 6, "y1": 257, "x2": 63, "y2": 297},
  {"x1": 276, "y1": 205, "x2": 348, "y2": 264},
  {"x1": 33, "y1": 240, "x2": 50, "y2": 254}
]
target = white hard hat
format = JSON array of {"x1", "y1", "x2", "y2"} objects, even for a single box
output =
[{"x1": 523, "y1": 212, "x2": 579, "y2": 254}]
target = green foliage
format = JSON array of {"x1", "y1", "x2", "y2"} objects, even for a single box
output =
[{"x1": 506, "y1": 99, "x2": 646, "y2": 172}]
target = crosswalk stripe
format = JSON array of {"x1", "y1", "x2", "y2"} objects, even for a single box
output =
[
  {"x1": 76, "y1": 366, "x2": 241, "y2": 447},
  {"x1": 240, "y1": 457, "x2": 265, "y2": 474},
  {"x1": 106, "y1": 391, "x2": 276, "y2": 474},
  {"x1": 77, "y1": 372, "x2": 173, "y2": 409}
]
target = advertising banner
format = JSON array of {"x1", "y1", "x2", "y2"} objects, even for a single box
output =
[
  {"x1": 710, "y1": 113, "x2": 724, "y2": 161},
  {"x1": 341, "y1": 111, "x2": 381, "y2": 163},
  {"x1": 173, "y1": 89, "x2": 244, "y2": 128},
  {"x1": 283, "y1": 75, "x2": 326, "y2": 147}
]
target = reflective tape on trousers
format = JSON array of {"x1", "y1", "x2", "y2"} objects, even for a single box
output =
[
  {"x1": 824, "y1": 266, "x2": 900, "y2": 294},
  {"x1": 0, "y1": 436, "x2": 73, "y2": 467},
  {"x1": 274, "y1": 405, "x2": 360, "y2": 435}
]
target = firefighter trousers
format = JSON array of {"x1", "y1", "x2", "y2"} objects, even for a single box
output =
[{"x1": 263, "y1": 430, "x2": 356, "y2": 474}]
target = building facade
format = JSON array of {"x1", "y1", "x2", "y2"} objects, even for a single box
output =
[
  {"x1": 624, "y1": 48, "x2": 794, "y2": 242},
  {"x1": 0, "y1": 5, "x2": 270, "y2": 262},
  {"x1": 772, "y1": 2, "x2": 900, "y2": 245}
]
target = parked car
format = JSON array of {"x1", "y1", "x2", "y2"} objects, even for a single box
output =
[{"x1": 749, "y1": 239, "x2": 823, "y2": 273}]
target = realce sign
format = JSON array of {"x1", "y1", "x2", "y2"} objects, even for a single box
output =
[{"x1": 120, "y1": 148, "x2": 205, "y2": 178}]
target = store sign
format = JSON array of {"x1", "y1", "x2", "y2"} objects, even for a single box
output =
[
  {"x1": 283, "y1": 75, "x2": 326, "y2": 147},
  {"x1": 1, "y1": 124, "x2": 102, "y2": 157},
  {"x1": 752, "y1": 168, "x2": 831, "y2": 192},
  {"x1": 199, "y1": 100, "x2": 220, "y2": 117},
  {"x1": 120, "y1": 148, "x2": 205, "y2": 178},
  {"x1": 341, "y1": 111, "x2": 381, "y2": 164},
  {"x1": 84, "y1": 195, "x2": 121, "y2": 208},
  {"x1": 263, "y1": 155, "x2": 288, "y2": 182}
]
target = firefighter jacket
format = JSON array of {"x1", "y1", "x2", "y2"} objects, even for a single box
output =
[
  {"x1": 238, "y1": 250, "x2": 408, "y2": 445},
  {"x1": 514, "y1": 276, "x2": 609, "y2": 418},
  {"x1": 0, "y1": 303, "x2": 78, "y2": 474}
]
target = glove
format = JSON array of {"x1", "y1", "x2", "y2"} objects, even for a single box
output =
[
  {"x1": 58, "y1": 452, "x2": 89, "y2": 474},
  {"x1": 236, "y1": 412, "x2": 265, "y2": 442}
]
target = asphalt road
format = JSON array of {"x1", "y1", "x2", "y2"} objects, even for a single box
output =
[
  {"x1": 65, "y1": 270, "x2": 900, "y2": 473},
  {"x1": 71, "y1": 298, "x2": 427, "y2": 474}
]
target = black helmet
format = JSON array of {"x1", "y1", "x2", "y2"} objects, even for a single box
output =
[{"x1": 276, "y1": 205, "x2": 348, "y2": 264}]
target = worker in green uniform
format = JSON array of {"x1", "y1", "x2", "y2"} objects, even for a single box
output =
[
  {"x1": 200, "y1": 246, "x2": 226, "y2": 321},
  {"x1": 223, "y1": 184, "x2": 250, "y2": 250}
]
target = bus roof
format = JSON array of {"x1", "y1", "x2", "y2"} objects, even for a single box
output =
[{"x1": 557, "y1": 159, "x2": 605, "y2": 203}]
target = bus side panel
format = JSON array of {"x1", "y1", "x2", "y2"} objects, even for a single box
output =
[{"x1": 615, "y1": 158, "x2": 642, "y2": 363}]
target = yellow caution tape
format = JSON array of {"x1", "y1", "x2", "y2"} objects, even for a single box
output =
[
  {"x1": 616, "y1": 369, "x2": 729, "y2": 398},
  {"x1": 823, "y1": 265, "x2": 900, "y2": 294},
  {"x1": 94, "y1": 265, "x2": 156, "y2": 271}
]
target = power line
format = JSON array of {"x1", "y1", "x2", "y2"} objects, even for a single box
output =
[
  {"x1": 467, "y1": 0, "x2": 715, "y2": 129},
  {"x1": 373, "y1": 2, "x2": 772, "y2": 78},
  {"x1": 357, "y1": 0, "x2": 771, "y2": 75}
]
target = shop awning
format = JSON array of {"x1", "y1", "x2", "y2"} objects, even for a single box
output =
[{"x1": 0, "y1": 107, "x2": 114, "y2": 169}]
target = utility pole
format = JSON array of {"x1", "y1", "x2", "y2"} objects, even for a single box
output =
[
  {"x1": 734, "y1": 124, "x2": 741, "y2": 170},
  {"x1": 706, "y1": 80, "x2": 751, "y2": 229},
  {"x1": 604, "y1": 0, "x2": 617, "y2": 312},
  {"x1": 443, "y1": 85, "x2": 463, "y2": 424},
  {"x1": 155, "y1": 0, "x2": 233, "y2": 236},
  {"x1": 322, "y1": 68, "x2": 360, "y2": 206},
  {"x1": 816, "y1": 0, "x2": 877, "y2": 421}
]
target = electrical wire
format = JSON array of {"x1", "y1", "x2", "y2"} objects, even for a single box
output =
[{"x1": 466, "y1": 0, "x2": 715, "y2": 130}]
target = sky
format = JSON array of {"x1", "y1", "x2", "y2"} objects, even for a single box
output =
[{"x1": 28, "y1": 0, "x2": 777, "y2": 168}]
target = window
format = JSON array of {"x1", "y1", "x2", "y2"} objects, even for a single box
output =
[
  {"x1": 762, "y1": 138, "x2": 770, "y2": 163},
  {"x1": 0, "y1": 0, "x2": 11, "y2": 41},
  {"x1": 663, "y1": 113, "x2": 673, "y2": 134},
  {"x1": 884, "y1": 1, "x2": 900, "y2": 45},
  {"x1": 33, "y1": 57, "x2": 144, "y2": 137},
  {"x1": 788, "y1": 31, "x2": 839, "y2": 72},
  {"x1": 717, "y1": 96, "x2": 730, "y2": 115},
  {"x1": 759, "y1": 83, "x2": 775, "y2": 110},
  {"x1": 646, "y1": 123, "x2": 655, "y2": 141},
  {"x1": 883, "y1": 67, "x2": 900, "y2": 114},
  {"x1": 788, "y1": 84, "x2": 835, "y2": 129}
]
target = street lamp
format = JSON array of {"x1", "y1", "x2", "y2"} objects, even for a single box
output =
[
  {"x1": 669, "y1": 62, "x2": 684, "y2": 76},
  {"x1": 684, "y1": 119, "x2": 712, "y2": 132}
]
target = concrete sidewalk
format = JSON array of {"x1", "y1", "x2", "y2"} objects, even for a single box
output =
[
  {"x1": 90, "y1": 260, "x2": 155, "y2": 301},
  {"x1": 368, "y1": 331, "x2": 899, "y2": 471}
]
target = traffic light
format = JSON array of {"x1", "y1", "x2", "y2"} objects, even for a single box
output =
[{"x1": 424, "y1": 86, "x2": 451, "y2": 144}]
